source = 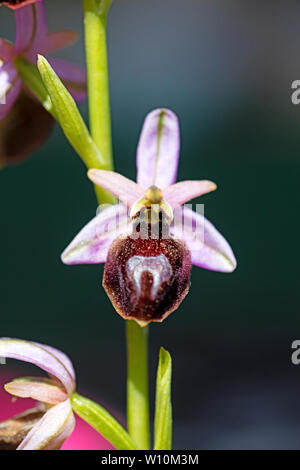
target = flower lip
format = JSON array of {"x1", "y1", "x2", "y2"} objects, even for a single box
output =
[{"x1": 103, "y1": 233, "x2": 192, "y2": 326}]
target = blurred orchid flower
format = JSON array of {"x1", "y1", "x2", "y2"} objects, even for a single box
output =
[
  {"x1": 0, "y1": 0, "x2": 86, "y2": 165},
  {"x1": 0, "y1": 0, "x2": 41, "y2": 10},
  {"x1": 62, "y1": 109, "x2": 237, "y2": 325},
  {"x1": 0, "y1": 338, "x2": 76, "y2": 450}
]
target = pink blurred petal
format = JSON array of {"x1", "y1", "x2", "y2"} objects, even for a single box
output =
[
  {"x1": 5, "y1": 378, "x2": 68, "y2": 405},
  {"x1": 15, "y1": 4, "x2": 35, "y2": 52},
  {"x1": 37, "y1": 344, "x2": 75, "y2": 383},
  {"x1": 0, "y1": 339, "x2": 75, "y2": 395},
  {"x1": 15, "y1": 2, "x2": 47, "y2": 56},
  {"x1": 47, "y1": 58, "x2": 86, "y2": 84},
  {"x1": 17, "y1": 400, "x2": 74, "y2": 450},
  {"x1": 136, "y1": 108, "x2": 180, "y2": 189},
  {"x1": 47, "y1": 58, "x2": 86, "y2": 102},
  {"x1": 0, "y1": 39, "x2": 14, "y2": 61},
  {"x1": 40, "y1": 31, "x2": 78, "y2": 55},
  {"x1": 61, "y1": 204, "x2": 131, "y2": 265},
  {"x1": 163, "y1": 180, "x2": 217, "y2": 208},
  {"x1": 171, "y1": 206, "x2": 237, "y2": 272},
  {"x1": 32, "y1": 1, "x2": 48, "y2": 43},
  {"x1": 88, "y1": 170, "x2": 145, "y2": 207}
]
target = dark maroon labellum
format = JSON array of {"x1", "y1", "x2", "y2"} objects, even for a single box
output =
[
  {"x1": 0, "y1": 92, "x2": 54, "y2": 166},
  {"x1": 103, "y1": 210, "x2": 191, "y2": 325}
]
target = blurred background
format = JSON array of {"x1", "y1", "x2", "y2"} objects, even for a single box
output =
[{"x1": 1, "y1": 0, "x2": 300, "y2": 449}]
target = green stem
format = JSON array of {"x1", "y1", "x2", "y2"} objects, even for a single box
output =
[
  {"x1": 83, "y1": 0, "x2": 115, "y2": 205},
  {"x1": 126, "y1": 321, "x2": 150, "y2": 450},
  {"x1": 82, "y1": 0, "x2": 150, "y2": 450},
  {"x1": 83, "y1": 0, "x2": 113, "y2": 171}
]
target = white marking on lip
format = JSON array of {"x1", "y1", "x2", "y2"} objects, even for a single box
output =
[{"x1": 126, "y1": 254, "x2": 172, "y2": 299}]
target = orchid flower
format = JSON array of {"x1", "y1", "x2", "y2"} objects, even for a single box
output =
[
  {"x1": 0, "y1": 0, "x2": 86, "y2": 164},
  {"x1": 0, "y1": 338, "x2": 76, "y2": 450},
  {"x1": 62, "y1": 109, "x2": 236, "y2": 326}
]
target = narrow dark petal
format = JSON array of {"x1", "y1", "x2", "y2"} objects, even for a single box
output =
[
  {"x1": 1, "y1": 0, "x2": 41, "y2": 10},
  {"x1": 0, "y1": 91, "x2": 54, "y2": 166},
  {"x1": 103, "y1": 233, "x2": 191, "y2": 325}
]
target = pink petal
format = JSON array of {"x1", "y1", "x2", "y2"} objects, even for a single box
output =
[
  {"x1": 0, "y1": 339, "x2": 75, "y2": 395},
  {"x1": 15, "y1": 2, "x2": 47, "y2": 55},
  {"x1": 47, "y1": 58, "x2": 86, "y2": 102},
  {"x1": 31, "y1": 1, "x2": 48, "y2": 43},
  {"x1": 0, "y1": 39, "x2": 14, "y2": 61},
  {"x1": 61, "y1": 204, "x2": 131, "y2": 265},
  {"x1": 15, "y1": 6, "x2": 33, "y2": 52},
  {"x1": 171, "y1": 206, "x2": 237, "y2": 272},
  {"x1": 136, "y1": 108, "x2": 180, "y2": 189},
  {"x1": 163, "y1": 180, "x2": 217, "y2": 208},
  {"x1": 5, "y1": 378, "x2": 68, "y2": 405},
  {"x1": 17, "y1": 400, "x2": 75, "y2": 450},
  {"x1": 38, "y1": 344, "x2": 75, "y2": 383},
  {"x1": 0, "y1": 63, "x2": 21, "y2": 120},
  {"x1": 88, "y1": 170, "x2": 145, "y2": 207},
  {"x1": 47, "y1": 59, "x2": 86, "y2": 84},
  {"x1": 40, "y1": 31, "x2": 78, "y2": 55}
]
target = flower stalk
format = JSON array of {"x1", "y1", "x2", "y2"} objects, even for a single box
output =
[
  {"x1": 126, "y1": 321, "x2": 150, "y2": 450},
  {"x1": 83, "y1": 0, "x2": 114, "y2": 172},
  {"x1": 81, "y1": 0, "x2": 150, "y2": 449}
]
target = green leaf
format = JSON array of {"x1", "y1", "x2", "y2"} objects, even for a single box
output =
[
  {"x1": 154, "y1": 347, "x2": 173, "y2": 450},
  {"x1": 71, "y1": 393, "x2": 137, "y2": 450},
  {"x1": 37, "y1": 55, "x2": 104, "y2": 170}
]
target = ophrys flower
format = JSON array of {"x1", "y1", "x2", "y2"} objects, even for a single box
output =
[{"x1": 62, "y1": 109, "x2": 237, "y2": 326}]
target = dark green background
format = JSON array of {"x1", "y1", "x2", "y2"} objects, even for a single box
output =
[{"x1": 1, "y1": 0, "x2": 300, "y2": 449}]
